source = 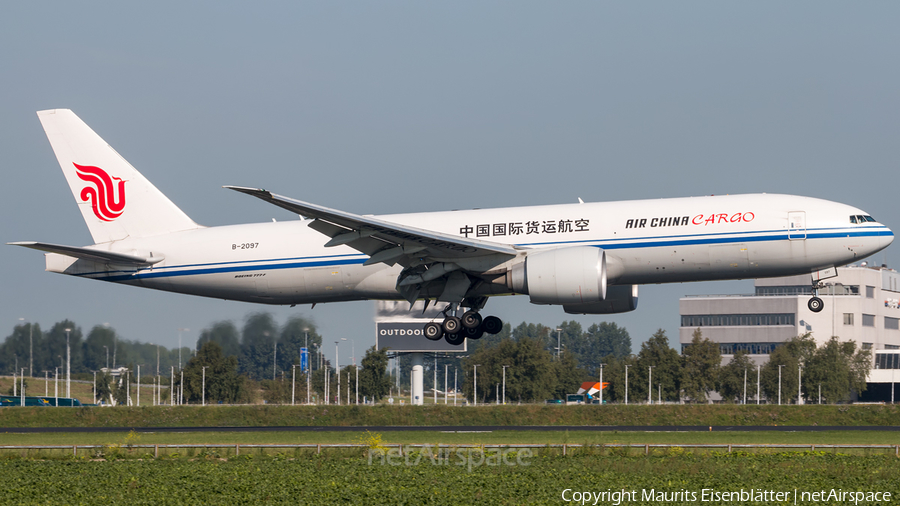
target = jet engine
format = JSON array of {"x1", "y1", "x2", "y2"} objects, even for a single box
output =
[
  {"x1": 563, "y1": 284, "x2": 639, "y2": 314},
  {"x1": 508, "y1": 246, "x2": 607, "y2": 305}
]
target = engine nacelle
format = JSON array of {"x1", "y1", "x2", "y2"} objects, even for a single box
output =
[
  {"x1": 563, "y1": 284, "x2": 639, "y2": 314},
  {"x1": 509, "y1": 246, "x2": 607, "y2": 305}
]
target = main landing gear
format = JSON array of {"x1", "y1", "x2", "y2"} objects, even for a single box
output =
[
  {"x1": 423, "y1": 309, "x2": 503, "y2": 345},
  {"x1": 808, "y1": 281, "x2": 824, "y2": 313}
]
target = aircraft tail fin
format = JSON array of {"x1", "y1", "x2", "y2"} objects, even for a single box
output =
[{"x1": 37, "y1": 109, "x2": 200, "y2": 244}]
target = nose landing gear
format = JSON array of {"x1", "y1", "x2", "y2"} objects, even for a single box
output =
[{"x1": 808, "y1": 281, "x2": 825, "y2": 313}]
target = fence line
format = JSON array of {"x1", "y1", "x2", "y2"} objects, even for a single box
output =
[{"x1": 1, "y1": 443, "x2": 898, "y2": 457}]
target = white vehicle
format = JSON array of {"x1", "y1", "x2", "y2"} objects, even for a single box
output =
[{"x1": 12, "y1": 110, "x2": 894, "y2": 345}]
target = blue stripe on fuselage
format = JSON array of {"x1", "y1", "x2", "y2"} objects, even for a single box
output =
[{"x1": 83, "y1": 227, "x2": 892, "y2": 282}]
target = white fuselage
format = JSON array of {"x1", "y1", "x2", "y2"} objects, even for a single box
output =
[{"x1": 52, "y1": 193, "x2": 893, "y2": 306}]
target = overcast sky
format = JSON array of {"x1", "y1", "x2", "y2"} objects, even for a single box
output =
[{"x1": 1, "y1": 3, "x2": 897, "y2": 367}]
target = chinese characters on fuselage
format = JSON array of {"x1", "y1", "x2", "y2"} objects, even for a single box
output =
[{"x1": 459, "y1": 219, "x2": 590, "y2": 238}]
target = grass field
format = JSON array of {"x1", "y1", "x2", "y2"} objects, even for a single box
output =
[
  {"x1": 1, "y1": 430, "x2": 898, "y2": 447},
  {"x1": 1, "y1": 403, "x2": 899, "y2": 429},
  {"x1": 2, "y1": 451, "x2": 898, "y2": 505}
]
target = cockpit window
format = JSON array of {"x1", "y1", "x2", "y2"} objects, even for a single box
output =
[
  {"x1": 850, "y1": 216, "x2": 857, "y2": 224},
  {"x1": 864, "y1": 215, "x2": 876, "y2": 222}
]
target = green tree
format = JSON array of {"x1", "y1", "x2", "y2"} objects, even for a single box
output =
[
  {"x1": 760, "y1": 334, "x2": 816, "y2": 404},
  {"x1": 239, "y1": 313, "x2": 278, "y2": 380},
  {"x1": 182, "y1": 341, "x2": 244, "y2": 403},
  {"x1": 717, "y1": 350, "x2": 753, "y2": 403},
  {"x1": 358, "y1": 346, "x2": 391, "y2": 402},
  {"x1": 680, "y1": 328, "x2": 721, "y2": 403},
  {"x1": 576, "y1": 322, "x2": 632, "y2": 376},
  {"x1": 633, "y1": 329, "x2": 681, "y2": 403},
  {"x1": 277, "y1": 316, "x2": 322, "y2": 374},
  {"x1": 0, "y1": 323, "x2": 43, "y2": 376},
  {"x1": 803, "y1": 337, "x2": 871, "y2": 403},
  {"x1": 196, "y1": 321, "x2": 241, "y2": 358},
  {"x1": 552, "y1": 350, "x2": 588, "y2": 399},
  {"x1": 463, "y1": 337, "x2": 558, "y2": 403},
  {"x1": 82, "y1": 325, "x2": 117, "y2": 371}
]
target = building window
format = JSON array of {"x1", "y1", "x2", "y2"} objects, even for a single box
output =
[
  {"x1": 862, "y1": 343, "x2": 872, "y2": 350},
  {"x1": 843, "y1": 313, "x2": 854, "y2": 325},
  {"x1": 875, "y1": 354, "x2": 900, "y2": 370},
  {"x1": 688, "y1": 342, "x2": 782, "y2": 355},
  {"x1": 866, "y1": 286, "x2": 875, "y2": 298},
  {"x1": 886, "y1": 317, "x2": 900, "y2": 330},
  {"x1": 862, "y1": 314, "x2": 875, "y2": 327},
  {"x1": 681, "y1": 314, "x2": 795, "y2": 327}
]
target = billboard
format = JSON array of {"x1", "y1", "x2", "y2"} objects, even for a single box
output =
[
  {"x1": 376, "y1": 321, "x2": 467, "y2": 353},
  {"x1": 300, "y1": 347, "x2": 308, "y2": 372}
]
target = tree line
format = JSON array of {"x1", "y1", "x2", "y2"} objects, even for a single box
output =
[{"x1": 2, "y1": 316, "x2": 871, "y2": 405}]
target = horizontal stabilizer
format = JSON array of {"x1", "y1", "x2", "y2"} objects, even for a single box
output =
[{"x1": 8, "y1": 241, "x2": 163, "y2": 267}]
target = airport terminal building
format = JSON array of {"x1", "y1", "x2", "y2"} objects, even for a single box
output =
[{"x1": 679, "y1": 264, "x2": 900, "y2": 401}]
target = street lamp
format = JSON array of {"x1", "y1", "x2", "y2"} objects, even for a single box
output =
[
  {"x1": 103, "y1": 345, "x2": 109, "y2": 371},
  {"x1": 65, "y1": 328, "x2": 71, "y2": 398},
  {"x1": 599, "y1": 364, "x2": 605, "y2": 405},
  {"x1": 798, "y1": 364, "x2": 803, "y2": 405},
  {"x1": 648, "y1": 366, "x2": 654, "y2": 405},
  {"x1": 756, "y1": 364, "x2": 761, "y2": 405},
  {"x1": 778, "y1": 365, "x2": 784, "y2": 405},
  {"x1": 292, "y1": 364, "x2": 299, "y2": 406},
  {"x1": 202, "y1": 366, "x2": 209, "y2": 406},
  {"x1": 473, "y1": 364, "x2": 481, "y2": 406},
  {"x1": 555, "y1": 328, "x2": 562, "y2": 359},
  {"x1": 502, "y1": 365, "x2": 510, "y2": 405},
  {"x1": 624, "y1": 364, "x2": 630, "y2": 405}
]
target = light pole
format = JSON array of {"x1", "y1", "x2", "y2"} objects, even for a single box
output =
[
  {"x1": 103, "y1": 346, "x2": 109, "y2": 371},
  {"x1": 336, "y1": 340, "x2": 346, "y2": 405},
  {"x1": 648, "y1": 366, "x2": 654, "y2": 405},
  {"x1": 355, "y1": 365, "x2": 359, "y2": 405},
  {"x1": 756, "y1": 364, "x2": 761, "y2": 405},
  {"x1": 624, "y1": 364, "x2": 630, "y2": 405},
  {"x1": 20, "y1": 368, "x2": 25, "y2": 406},
  {"x1": 54, "y1": 366, "x2": 59, "y2": 406},
  {"x1": 137, "y1": 365, "x2": 140, "y2": 406},
  {"x1": 778, "y1": 365, "x2": 784, "y2": 405},
  {"x1": 454, "y1": 367, "x2": 458, "y2": 406},
  {"x1": 292, "y1": 364, "x2": 298, "y2": 406},
  {"x1": 556, "y1": 328, "x2": 562, "y2": 359},
  {"x1": 599, "y1": 364, "x2": 605, "y2": 405},
  {"x1": 65, "y1": 328, "x2": 71, "y2": 398},
  {"x1": 444, "y1": 364, "x2": 449, "y2": 405},
  {"x1": 798, "y1": 364, "x2": 803, "y2": 405},
  {"x1": 743, "y1": 368, "x2": 747, "y2": 405},
  {"x1": 434, "y1": 357, "x2": 438, "y2": 405},
  {"x1": 273, "y1": 341, "x2": 277, "y2": 381},
  {"x1": 502, "y1": 365, "x2": 510, "y2": 405},
  {"x1": 304, "y1": 329, "x2": 310, "y2": 405},
  {"x1": 202, "y1": 366, "x2": 208, "y2": 406},
  {"x1": 473, "y1": 364, "x2": 480, "y2": 406}
]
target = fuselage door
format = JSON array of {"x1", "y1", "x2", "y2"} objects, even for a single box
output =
[{"x1": 788, "y1": 211, "x2": 806, "y2": 240}]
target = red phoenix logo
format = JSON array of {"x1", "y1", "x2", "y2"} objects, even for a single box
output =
[{"x1": 74, "y1": 163, "x2": 126, "y2": 221}]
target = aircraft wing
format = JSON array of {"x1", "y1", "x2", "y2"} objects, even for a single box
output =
[
  {"x1": 226, "y1": 186, "x2": 520, "y2": 303},
  {"x1": 8, "y1": 241, "x2": 164, "y2": 267}
]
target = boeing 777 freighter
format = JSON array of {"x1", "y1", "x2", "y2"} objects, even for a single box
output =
[{"x1": 11, "y1": 110, "x2": 894, "y2": 345}]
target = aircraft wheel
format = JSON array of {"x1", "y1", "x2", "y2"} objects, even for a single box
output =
[
  {"x1": 443, "y1": 316, "x2": 461, "y2": 334},
  {"x1": 482, "y1": 316, "x2": 503, "y2": 335},
  {"x1": 461, "y1": 311, "x2": 482, "y2": 329},
  {"x1": 462, "y1": 326, "x2": 484, "y2": 340},
  {"x1": 445, "y1": 332, "x2": 465, "y2": 346},
  {"x1": 808, "y1": 297, "x2": 824, "y2": 313},
  {"x1": 424, "y1": 322, "x2": 444, "y2": 341}
]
